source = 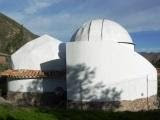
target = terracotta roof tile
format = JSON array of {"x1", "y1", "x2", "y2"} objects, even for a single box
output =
[{"x1": 0, "y1": 69, "x2": 65, "y2": 79}]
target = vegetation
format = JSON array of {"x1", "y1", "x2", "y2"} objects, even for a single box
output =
[
  {"x1": 0, "y1": 64, "x2": 9, "y2": 73},
  {"x1": 0, "y1": 12, "x2": 38, "y2": 71},
  {"x1": 152, "y1": 60, "x2": 160, "y2": 68},
  {"x1": 140, "y1": 52, "x2": 160, "y2": 68},
  {"x1": 0, "y1": 105, "x2": 160, "y2": 120},
  {"x1": 0, "y1": 12, "x2": 38, "y2": 54},
  {"x1": 5, "y1": 25, "x2": 24, "y2": 54},
  {"x1": 0, "y1": 55, "x2": 11, "y2": 72}
]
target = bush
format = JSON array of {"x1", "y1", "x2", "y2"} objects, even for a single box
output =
[
  {"x1": 0, "y1": 64, "x2": 9, "y2": 72},
  {"x1": 0, "y1": 105, "x2": 160, "y2": 120},
  {"x1": 0, "y1": 105, "x2": 56, "y2": 120}
]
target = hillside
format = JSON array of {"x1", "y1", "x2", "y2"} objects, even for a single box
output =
[
  {"x1": 140, "y1": 52, "x2": 160, "y2": 68},
  {"x1": 0, "y1": 12, "x2": 38, "y2": 54}
]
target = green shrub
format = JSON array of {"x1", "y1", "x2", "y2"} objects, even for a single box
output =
[
  {"x1": 0, "y1": 64, "x2": 9, "y2": 72},
  {"x1": 0, "y1": 105, "x2": 160, "y2": 120}
]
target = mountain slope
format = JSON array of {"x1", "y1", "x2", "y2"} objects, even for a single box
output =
[
  {"x1": 140, "y1": 52, "x2": 160, "y2": 68},
  {"x1": 0, "y1": 12, "x2": 38, "y2": 54}
]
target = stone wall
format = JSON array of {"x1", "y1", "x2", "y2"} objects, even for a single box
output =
[
  {"x1": 7, "y1": 91, "x2": 157, "y2": 111},
  {"x1": 7, "y1": 88, "x2": 66, "y2": 107},
  {"x1": 67, "y1": 96, "x2": 158, "y2": 111}
]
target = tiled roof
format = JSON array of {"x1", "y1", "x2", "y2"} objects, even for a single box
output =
[
  {"x1": 0, "y1": 69, "x2": 65, "y2": 79},
  {"x1": 1, "y1": 68, "x2": 159, "y2": 79}
]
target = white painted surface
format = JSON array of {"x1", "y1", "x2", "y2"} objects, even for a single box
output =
[
  {"x1": 66, "y1": 41, "x2": 157, "y2": 101},
  {"x1": 8, "y1": 19, "x2": 157, "y2": 102},
  {"x1": 67, "y1": 19, "x2": 157, "y2": 101},
  {"x1": 8, "y1": 78, "x2": 66, "y2": 92},
  {"x1": 11, "y1": 34, "x2": 65, "y2": 71},
  {"x1": 9, "y1": 35, "x2": 66, "y2": 92},
  {"x1": 71, "y1": 19, "x2": 133, "y2": 43}
]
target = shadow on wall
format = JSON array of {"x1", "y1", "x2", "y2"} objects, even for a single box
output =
[
  {"x1": 40, "y1": 43, "x2": 66, "y2": 71},
  {"x1": 67, "y1": 64, "x2": 122, "y2": 110},
  {"x1": 0, "y1": 77, "x2": 7, "y2": 98},
  {"x1": 40, "y1": 43, "x2": 66, "y2": 107},
  {"x1": 158, "y1": 75, "x2": 160, "y2": 108},
  {"x1": 9, "y1": 81, "x2": 66, "y2": 107}
]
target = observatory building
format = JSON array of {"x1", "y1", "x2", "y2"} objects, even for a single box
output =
[
  {"x1": 0, "y1": 19, "x2": 157, "y2": 110},
  {"x1": 66, "y1": 19, "x2": 157, "y2": 106}
]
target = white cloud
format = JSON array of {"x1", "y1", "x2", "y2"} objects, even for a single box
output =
[
  {"x1": 24, "y1": 0, "x2": 62, "y2": 14},
  {"x1": 118, "y1": 6, "x2": 160, "y2": 33},
  {"x1": 23, "y1": 4, "x2": 160, "y2": 41},
  {"x1": 2, "y1": 0, "x2": 160, "y2": 41},
  {"x1": 24, "y1": 13, "x2": 74, "y2": 40},
  {"x1": 4, "y1": 11, "x2": 25, "y2": 23}
]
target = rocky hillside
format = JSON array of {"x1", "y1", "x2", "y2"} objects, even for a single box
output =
[
  {"x1": 0, "y1": 12, "x2": 38, "y2": 54},
  {"x1": 140, "y1": 52, "x2": 160, "y2": 68}
]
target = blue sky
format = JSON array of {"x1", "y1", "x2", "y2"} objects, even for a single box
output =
[{"x1": 0, "y1": 0, "x2": 160, "y2": 52}]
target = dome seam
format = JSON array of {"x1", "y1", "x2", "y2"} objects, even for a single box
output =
[{"x1": 88, "y1": 20, "x2": 92, "y2": 41}]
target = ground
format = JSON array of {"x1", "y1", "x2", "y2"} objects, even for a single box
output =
[{"x1": 0, "y1": 104, "x2": 160, "y2": 120}]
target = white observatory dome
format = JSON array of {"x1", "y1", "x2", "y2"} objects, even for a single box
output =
[
  {"x1": 71, "y1": 19, "x2": 133, "y2": 45},
  {"x1": 67, "y1": 19, "x2": 157, "y2": 102}
]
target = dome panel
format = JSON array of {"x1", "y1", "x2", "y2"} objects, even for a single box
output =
[
  {"x1": 70, "y1": 19, "x2": 133, "y2": 44},
  {"x1": 89, "y1": 19, "x2": 103, "y2": 41},
  {"x1": 102, "y1": 20, "x2": 133, "y2": 43}
]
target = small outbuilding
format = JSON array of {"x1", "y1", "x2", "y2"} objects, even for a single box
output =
[{"x1": 5, "y1": 35, "x2": 66, "y2": 106}]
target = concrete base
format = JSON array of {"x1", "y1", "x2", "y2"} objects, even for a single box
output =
[
  {"x1": 7, "y1": 90, "x2": 66, "y2": 107},
  {"x1": 7, "y1": 92, "x2": 157, "y2": 111},
  {"x1": 67, "y1": 96, "x2": 158, "y2": 111}
]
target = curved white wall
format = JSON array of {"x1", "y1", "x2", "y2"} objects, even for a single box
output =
[
  {"x1": 66, "y1": 41, "x2": 157, "y2": 101},
  {"x1": 8, "y1": 78, "x2": 66, "y2": 92}
]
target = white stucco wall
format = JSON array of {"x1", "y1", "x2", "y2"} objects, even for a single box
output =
[
  {"x1": 8, "y1": 78, "x2": 66, "y2": 92},
  {"x1": 66, "y1": 41, "x2": 157, "y2": 101},
  {"x1": 11, "y1": 34, "x2": 65, "y2": 71}
]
